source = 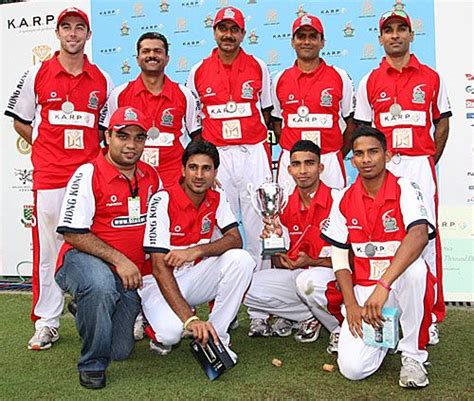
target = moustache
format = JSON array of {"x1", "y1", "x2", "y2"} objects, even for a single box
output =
[{"x1": 145, "y1": 57, "x2": 159, "y2": 62}]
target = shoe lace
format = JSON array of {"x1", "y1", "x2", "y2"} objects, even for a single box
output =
[
  {"x1": 299, "y1": 318, "x2": 319, "y2": 332},
  {"x1": 402, "y1": 357, "x2": 427, "y2": 374}
]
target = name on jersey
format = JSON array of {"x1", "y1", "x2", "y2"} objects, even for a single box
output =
[
  {"x1": 352, "y1": 241, "x2": 400, "y2": 258},
  {"x1": 62, "y1": 172, "x2": 83, "y2": 224},
  {"x1": 146, "y1": 196, "x2": 162, "y2": 246},
  {"x1": 207, "y1": 103, "x2": 251, "y2": 119},
  {"x1": 379, "y1": 110, "x2": 426, "y2": 127},
  {"x1": 112, "y1": 214, "x2": 147, "y2": 227},
  {"x1": 287, "y1": 113, "x2": 333, "y2": 128},
  {"x1": 49, "y1": 110, "x2": 96, "y2": 128}
]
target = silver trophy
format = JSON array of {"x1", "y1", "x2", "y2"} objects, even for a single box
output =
[{"x1": 248, "y1": 181, "x2": 288, "y2": 256}]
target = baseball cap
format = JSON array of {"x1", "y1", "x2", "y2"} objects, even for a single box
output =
[
  {"x1": 57, "y1": 7, "x2": 90, "y2": 30},
  {"x1": 379, "y1": 9, "x2": 412, "y2": 32},
  {"x1": 108, "y1": 107, "x2": 148, "y2": 132},
  {"x1": 292, "y1": 14, "x2": 324, "y2": 36},
  {"x1": 213, "y1": 6, "x2": 245, "y2": 30}
]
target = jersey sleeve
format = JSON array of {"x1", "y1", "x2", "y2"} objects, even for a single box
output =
[
  {"x1": 397, "y1": 177, "x2": 435, "y2": 237},
  {"x1": 270, "y1": 70, "x2": 284, "y2": 119},
  {"x1": 99, "y1": 82, "x2": 125, "y2": 130},
  {"x1": 143, "y1": 190, "x2": 171, "y2": 253},
  {"x1": 4, "y1": 65, "x2": 41, "y2": 124},
  {"x1": 56, "y1": 163, "x2": 96, "y2": 234},
  {"x1": 216, "y1": 190, "x2": 239, "y2": 233},
  {"x1": 354, "y1": 72, "x2": 373, "y2": 124},
  {"x1": 432, "y1": 74, "x2": 452, "y2": 123},
  {"x1": 255, "y1": 57, "x2": 273, "y2": 110},
  {"x1": 180, "y1": 84, "x2": 202, "y2": 136},
  {"x1": 98, "y1": 68, "x2": 115, "y2": 129},
  {"x1": 320, "y1": 187, "x2": 350, "y2": 249},
  {"x1": 334, "y1": 66, "x2": 355, "y2": 119}
]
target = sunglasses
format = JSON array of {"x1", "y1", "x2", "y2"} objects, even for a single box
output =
[{"x1": 380, "y1": 9, "x2": 409, "y2": 22}]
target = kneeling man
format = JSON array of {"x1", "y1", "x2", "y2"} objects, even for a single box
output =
[{"x1": 141, "y1": 140, "x2": 255, "y2": 359}]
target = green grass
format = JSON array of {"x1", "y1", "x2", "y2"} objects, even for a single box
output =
[{"x1": 0, "y1": 294, "x2": 472, "y2": 400}]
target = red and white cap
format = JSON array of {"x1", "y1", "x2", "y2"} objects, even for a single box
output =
[
  {"x1": 57, "y1": 7, "x2": 90, "y2": 30},
  {"x1": 379, "y1": 9, "x2": 412, "y2": 32},
  {"x1": 108, "y1": 107, "x2": 148, "y2": 132},
  {"x1": 292, "y1": 14, "x2": 324, "y2": 36},
  {"x1": 213, "y1": 6, "x2": 245, "y2": 30}
]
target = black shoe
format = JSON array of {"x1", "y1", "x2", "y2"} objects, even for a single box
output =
[
  {"x1": 79, "y1": 371, "x2": 106, "y2": 389},
  {"x1": 68, "y1": 300, "x2": 77, "y2": 317}
]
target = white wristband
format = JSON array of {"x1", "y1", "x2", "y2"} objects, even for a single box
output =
[{"x1": 331, "y1": 246, "x2": 351, "y2": 272}]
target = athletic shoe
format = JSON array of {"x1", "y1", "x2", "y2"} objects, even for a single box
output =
[
  {"x1": 326, "y1": 331, "x2": 339, "y2": 354},
  {"x1": 294, "y1": 317, "x2": 322, "y2": 343},
  {"x1": 229, "y1": 317, "x2": 239, "y2": 330},
  {"x1": 271, "y1": 317, "x2": 295, "y2": 337},
  {"x1": 248, "y1": 318, "x2": 272, "y2": 337},
  {"x1": 399, "y1": 356, "x2": 429, "y2": 388},
  {"x1": 67, "y1": 299, "x2": 77, "y2": 317},
  {"x1": 224, "y1": 345, "x2": 238, "y2": 364},
  {"x1": 28, "y1": 327, "x2": 59, "y2": 350},
  {"x1": 149, "y1": 339, "x2": 172, "y2": 355},
  {"x1": 133, "y1": 313, "x2": 145, "y2": 341},
  {"x1": 428, "y1": 323, "x2": 439, "y2": 345}
]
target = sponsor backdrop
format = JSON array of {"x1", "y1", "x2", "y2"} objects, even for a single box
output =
[{"x1": 0, "y1": 0, "x2": 472, "y2": 302}]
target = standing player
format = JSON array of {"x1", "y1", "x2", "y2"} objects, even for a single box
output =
[
  {"x1": 141, "y1": 140, "x2": 254, "y2": 358},
  {"x1": 55, "y1": 107, "x2": 160, "y2": 389},
  {"x1": 244, "y1": 140, "x2": 343, "y2": 353},
  {"x1": 354, "y1": 9, "x2": 451, "y2": 340},
  {"x1": 322, "y1": 126, "x2": 435, "y2": 388},
  {"x1": 272, "y1": 15, "x2": 356, "y2": 191},
  {"x1": 187, "y1": 6, "x2": 273, "y2": 267},
  {"x1": 102, "y1": 32, "x2": 201, "y2": 187},
  {"x1": 4, "y1": 7, "x2": 113, "y2": 350}
]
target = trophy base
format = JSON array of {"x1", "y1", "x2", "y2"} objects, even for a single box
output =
[{"x1": 261, "y1": 236, "x2": 287, "y2": 257}]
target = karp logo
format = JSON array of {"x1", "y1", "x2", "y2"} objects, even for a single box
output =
[{"x1": 7, "y1": 14, "x2": 54, "y2": 30}]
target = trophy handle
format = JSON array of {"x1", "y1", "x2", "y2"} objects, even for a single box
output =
[
  {"x1": 247, "y1": 183, "x2": 261, "y2": 214},
  {"x1": 280, "y1": 181, "x2": 291, "y2": 213}
]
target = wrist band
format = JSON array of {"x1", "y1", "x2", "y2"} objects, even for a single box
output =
[
  {"x1": 183, "y1": 315, "x2": 199, "y2": 331},
  {"x1": 377, "y1": 280, "x2": 392, "y2": 292}
]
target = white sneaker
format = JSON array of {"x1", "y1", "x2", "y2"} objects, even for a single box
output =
[
  {"x1": 149, "y1": 340, "x2": 172, "y2": 356},
  {"x1": 28, "y1": 327, "x2": 59, "y2": 350},
  {"x1": 428, "y1": 323, "x2": 439, "y2": 345},
  {"x1": 294, "y1": 317, "x2": 322, "y2": 343},
  {"x1": 248, "y1": 318, "x2": 272, "y2": 337},
  {"x1": 399, "y1": 356, "x2": 429, "y2": 388},
  {"x1": 271, "y1": 318, "x2": 295, "y2": 337},
  {"x1": 229, "y1": 317, "x2": 239, "y2": 330},
  {"x1": 326, "y1": 331, "x2": 339, "y2": 354},
  {"x1": 133, "y1": 313, "x2": 145, "y2": 341}
]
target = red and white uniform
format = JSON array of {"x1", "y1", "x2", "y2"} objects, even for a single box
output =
[
  {"x1": 102, "y1": 75, "x2": 201, "y2": 187},
  {"x1": 141, "y1": 183, "x2": 254, "y2": 346},
  {"x1": 245, "y1": 183, "x2": 343, "y2": 331},
  {"x1": 355, "y1": 54, "x2": 451, "y2": 322},
  {"x1": 4, "y1": 52, "x2": 113, "y2": 329},
  {"x1": 322, "y1": 172, "x2": 436, "y2": 379},
  {"x1": 187, "y1": 48, "x2": 273, "y2": 267},
  {"x1": 272, "y1": 60, "x2": 355, "y2": 190},
  {"x1": 56, "y1": 151, "x2": 160, "y2": 273}
]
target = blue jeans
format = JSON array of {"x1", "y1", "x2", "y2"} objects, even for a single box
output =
[{"x1": 55, "y1": 249, "x2": 140, "y2": 372}]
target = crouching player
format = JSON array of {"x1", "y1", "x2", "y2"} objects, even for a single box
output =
[
  {"x1": 141, "y1": 140, "x2": 255, "y2": 360},
  {"x1": 244, "y1": 140, "x2": 343, "y2": 352},
  {"x1": 321, "y1": 126, "x2": 436, "y2": 388}
]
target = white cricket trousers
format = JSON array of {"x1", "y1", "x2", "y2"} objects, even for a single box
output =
[
  {"x1": 277, "y1": 149, "x2": 347, "y2": 192},
  {"x1": 139, "y1": 249, "x2": 254, "y2": 347},
  {"x1": 338, "y1": 259, "x2": 435, "y2": 381},
  {"x1": 217, "y1": 143, "x2": 272, "y2": 270},
  {"x1": 32, "y1": 188, "x2": 65, "y2": 329}
]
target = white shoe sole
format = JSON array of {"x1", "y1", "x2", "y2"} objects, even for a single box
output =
[{"x1": 399, "y1": 377, "x2": 429, "y2": 388}]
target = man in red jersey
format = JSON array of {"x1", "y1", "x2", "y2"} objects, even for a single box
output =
[
  {"x1": 272, "y1": 15, "x2": 356, "y2": 191},
  {"x1": 354, "y1": 9, "x2": 451, "y2": 342},
  {"x1": 322, "y1": 126, "x2": 435, "y2": 388},
  {"x1": 4, "y1": 7, "x2": 113, "y2": 351},
  {"x1": 103, "y1": 32, "x2": 201, "y2": 188},
  {"x1": 186, "y1": 6, "x2": 273, "y2": 268},
  {"x1": 55, "y1": 107, "x2": 160, "y2": 389}
]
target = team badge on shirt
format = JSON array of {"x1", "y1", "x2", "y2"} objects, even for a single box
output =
[
  {"x1": 200, "y1": 213, "x2": 212, "y2": 235},
  {"x1": 382, "y1": 209, "x2": 399, "y2": 233},
  {"x1": 88, "y1": 91, "x2": 99, "y2": 110},
  {"x1": 161, "y1": 109, "x2": 174, "y2": 126},
  {"x1": 412, "y1": 84, "x2": 426, "y2": 104},
  {"x1": 320, "y1": 89, "x2": 333, "y2": 107},
  {"x1": 241, "y1": 81, "x2": 254, "y2": 99}
]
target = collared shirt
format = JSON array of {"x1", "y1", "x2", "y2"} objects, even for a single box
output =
[
  {"x1": 102, "y1": 75, "x2": 201, "y2": 187},
  {"x1": 56, "y1": 151, "x2": 160, "y2": 273},
  {"x1": 143, "y1": 182, "x2": 238, "y2": 275},
  {"x1": 187, "y1": 48, "x2": 272, "y2": 146},
  {"x1": 5, "y1": 51, "x2": 114, "y2": 189},
  {"x1": 354, "y1": 54, "x2": 452, "y2": 157},
  {"x1": 321, "y1": 171, "x2": 435, "y2": 286},
  {"x1": 280, "y1": 182, "x2": 334, "y2": 261},
  {"x1": 271, "y1": 59, "x2": 355, "y2": 152}
]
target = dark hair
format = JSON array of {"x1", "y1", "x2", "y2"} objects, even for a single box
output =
[
  {"x1": 351, "y1": 125, "x2": 387, "y2": 151},
  {"x1": 290, "y1": 140, "x2": 321, "y2": 158},
  {"x1": 136, "y1": 32, "x2": 169, "y2": 55},
  {"x1": 182, "y1": 140, "x2": 220, "y2": 169},
  {"x1": 293, "y1": 30, "x2": 324, "y2": 41}
]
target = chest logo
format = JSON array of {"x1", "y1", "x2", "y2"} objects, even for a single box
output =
[
  {"x1": 88, "y1": 91, "x2": 100, "y2": 110},
  {"x1": 200, "y1": 212, "x2": 213, "y2": 235},
  {"x1": 241, "y1": 80, "x2": 254, "y2": 99},
  {"x1": 161, "y1": 108, "x2": 174, "y2": 126},
  {"x1": 382, "y1": 209, "x2": 399, "y2": 233},
  {"x1": 412, "y1": 84, "x2": 426, "y2": 104},
  {"x1": 320, "y1": 88, "x2": 333, "y2": 107}
]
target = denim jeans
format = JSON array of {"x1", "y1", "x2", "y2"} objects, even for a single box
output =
[{"x1": 55, "y1": 249, "x2": 140, "y2": 372}]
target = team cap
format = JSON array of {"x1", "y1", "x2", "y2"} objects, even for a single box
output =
[
  {"x1": 379, "y1": 9, "x2": 412, "y2": 32},
  {"x1": 292, "y1": 14, "x2": 324, "y2": 36},
  {"x1": 213, "y1": 6, "x2": 245, "y2": 30},
  {"x1": 108, "y1": 107, "x2": 148, "y2": 132},
  {"x1": 57, "y1": 7, "x2": 90, "y2": 30}
]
